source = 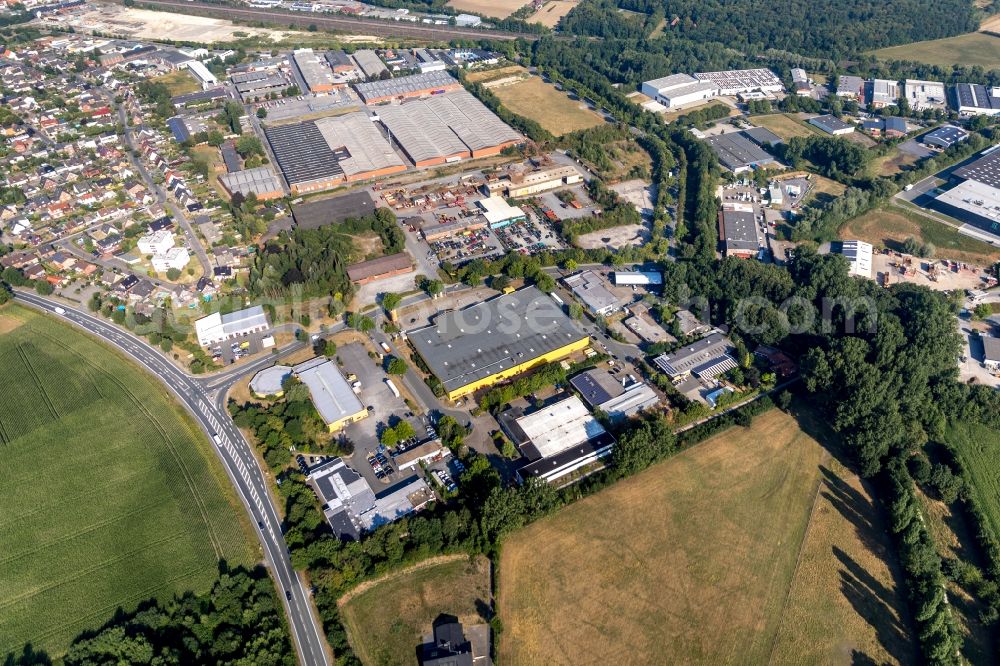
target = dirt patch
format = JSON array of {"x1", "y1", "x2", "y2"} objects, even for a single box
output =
[
  {"x1": 446, "y1": 0, "x2": 527, "y2": 19},
  {"x1": 528, "y1": 0, "x2": 579, "y2": 27},
  {"x1": 575, "y1": 223, "x2": 650, "y2": 249},
  {"x1": 71, "y1": 3, "x2": 309, "y2": 43},
  {"x1": 0, "y1": 312, "x2": 25, "y2": 335},
  {"x1": 498, "y1": 409, "x2": 861, "y2": 664}
]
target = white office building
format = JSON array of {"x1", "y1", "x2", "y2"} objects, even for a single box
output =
[
  {"x1": 151, "y1": 246, "x2": 189, "y2": 273},
  {"x1": 195, "y1": 305, "x2": 270, "y2": 346},
  {"x1": 838, "y1": 240, "x2": 873, "y2": 279},
  {"x1": 137, "y1": 229, "x2": 175, "y2": 256}
]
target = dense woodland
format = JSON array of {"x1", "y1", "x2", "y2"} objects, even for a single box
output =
[{"x1": 249, "y1": 208, "x2": 402, "y2": 300}]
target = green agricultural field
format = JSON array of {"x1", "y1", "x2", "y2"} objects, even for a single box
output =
[
  {"x1": 947, "y1": 421, "x2": 1000, "y2": 544},
  {"x1": 872, "y1": 31, "x2": 1000, "y2": 70},
  {"x1": 0, "y1": 304, "x2": 256, "y2": 659}
]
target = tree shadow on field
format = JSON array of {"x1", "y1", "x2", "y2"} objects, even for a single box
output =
[
  {"x1": 3, "y1": 644, "x2": 51, "y2": 666},
  {"x1": 834, "y1": 546, "x2": 915, "y2": 666}
]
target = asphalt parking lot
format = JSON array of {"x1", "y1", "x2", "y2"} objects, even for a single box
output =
[
  {"x1": 338, "y1": 342, "x2": 423, "y2": 487},
  {"x1": 210, "y1": 329, "x2": 269, "y2": 365}
]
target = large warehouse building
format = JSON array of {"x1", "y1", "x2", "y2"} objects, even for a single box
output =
[
  {"x1": 376, "y1": 90, "x2": 521, "y2": 166},
  {"x1": 264, "y1": 112, "x2": 406, "y2": 194},
  {"x1": 408, "y1": 286, "x2": 590, "y2": 400},
  {"x1": 292, "y1": 48, "x2": 336, "y2": 93},
  {"x1": 194, "y1": 305, "x2": 270, "y2": 347},
  {"x1": 505, "y1": 395, "x2": 616, "y2": 484},
  {"x1": 354, "y1": 70, "x2": 462, "y2": 104},
  {"x1": 932, "y1": 148, "x2": 1000, "y2": 239},
  {"x1": 640, "y1": 73, "x2": 719, "y2": 109},
  {"x1": 293, "y1": 357, "x2": 368, "y2": 432},
  {"x1": 954, "y1": 83, "x2": 1000, "y2": 116}
]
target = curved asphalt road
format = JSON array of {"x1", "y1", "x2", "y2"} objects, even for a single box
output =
[{"x1": 13, "y1": 290, "x2": 330, "y2": 666}]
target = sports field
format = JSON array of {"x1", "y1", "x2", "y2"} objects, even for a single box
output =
[
  {"x1": 0, "y1": 304, "x2": 255, "y2": 658},
  {"x1": 488, "y1": 74, "x2": 606, "y2": 137},
  {"x1": 339, "y1": 555, "x2": 491, "y2": 666},
  {"x1": 872, "y1": 31, "x2": 1000, "y2": 69},
  {"x1": 498, "y1": 408, "x2": 913, "y2": 664},
  {"x1": 839, "y1": 204, "x2": 1000, "y2": 265}
]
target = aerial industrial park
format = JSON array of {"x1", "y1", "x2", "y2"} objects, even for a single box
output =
[{"x1": 3, "y1": 0, "x2": 1000, "y2": 663}]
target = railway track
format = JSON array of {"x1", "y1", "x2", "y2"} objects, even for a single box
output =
[{"x1": 130, "y1": 0, "x2": 539, "y2": 41}]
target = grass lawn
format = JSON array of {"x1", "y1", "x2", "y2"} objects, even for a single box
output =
[
  {"x1": 153, "y1": 69, "x2": 202, "y2": 96},
  {"x1": 0, "y1": 304, "x2": 255, "y2": 658},
  {"x1": 872, "y1": 32, "x2": 1000, "y2": 70},
  {"x1": 339, "y1": 555, "x2": 491, "y2": 666},
  {"x1": 498, "y1": 408, "x2": 913, "y2": 664},
  {"x1": 492, "y1": 77, "x2": 606, "y2": 137},
  {"x1": 871, "y1": 148, "x2": 921, "y2": 177},
  {"x1": 946, "y1": 421, "x2": 1000, "y2": 550},
  {"x1": 839, "y1": 204, "x2": 1000, "y2": 265},
  {"x1": 751, "y1": 113, "x2": 823, "y2": 141}
]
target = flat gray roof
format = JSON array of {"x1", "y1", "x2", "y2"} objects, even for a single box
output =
[
  {"x1": 250, "y1": 365, "x2": 291, "y2": 396},
  {"x1": 408, "y1": 286, "x2": 588, "y2": 394},
  {"x1": 352, "y1": 49, "x2": 388, "y2": 78},
  {"x1": 721, "y1": 209, "x2": 760, "y2": 251},
  {"x1": 808, "y1": 114, "x2": 854, "y2": 133},
  {"x1": 704, "y1": 132, "x2": 775, "y2": 171},
  {"x1": 293, "y1": 357, "x2": 365, "y2": 426}
]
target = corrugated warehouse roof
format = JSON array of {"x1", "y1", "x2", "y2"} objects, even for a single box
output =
[
  {"x1": 355, "y1": 70, "x2": 458, "y2": 101},
  {"x1": 314, "y1": 112, "x2": 405, "y2": 177},
  {"x1": 516, "y1": 395, "x2": 607, "y2": 459},
  {"x1": 264, "y1": 121, "x2": 345, "y2": 186},
  {"x1": 377, "y1": 90, "x2": 520, "y2": 163}
]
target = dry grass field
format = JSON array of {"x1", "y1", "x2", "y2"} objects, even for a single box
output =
[
  {"x1": 498, "y1": 408, "x2": 913, "y2": 665},
  {"x1": 769, "y1": 457, "x2": 915, "y2": 665},
  {"x1": 981, "y1": 13, "x2": 1000, "y2": 32},
  {"x1": 492, "y1": 77, "x2": 606, "y2": 136},
  {"x1": 154, "y1": 69, "x2": 201, "y2": 96},
  {"x1": 445, "y1": 0, "x2": 526, "y2": 18},
  {"x1": 339, "y1": 555, "x2": 491, "y2": 666},
  {"x1": 872, "y1": 32, "x2": 1000, "y2": 69},
  {"x1": 871, "y1": 149, "x2": 921, "y2": 177},
  {"x1": 527, "y1": 0, "x2": 579, "y2": 27},
  {"x1": 751, "y1": 113, "x2": 822, "y2": 140},
  {"x1": 839, "y1": 205, "x2": 1000, "y2": 265}
]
